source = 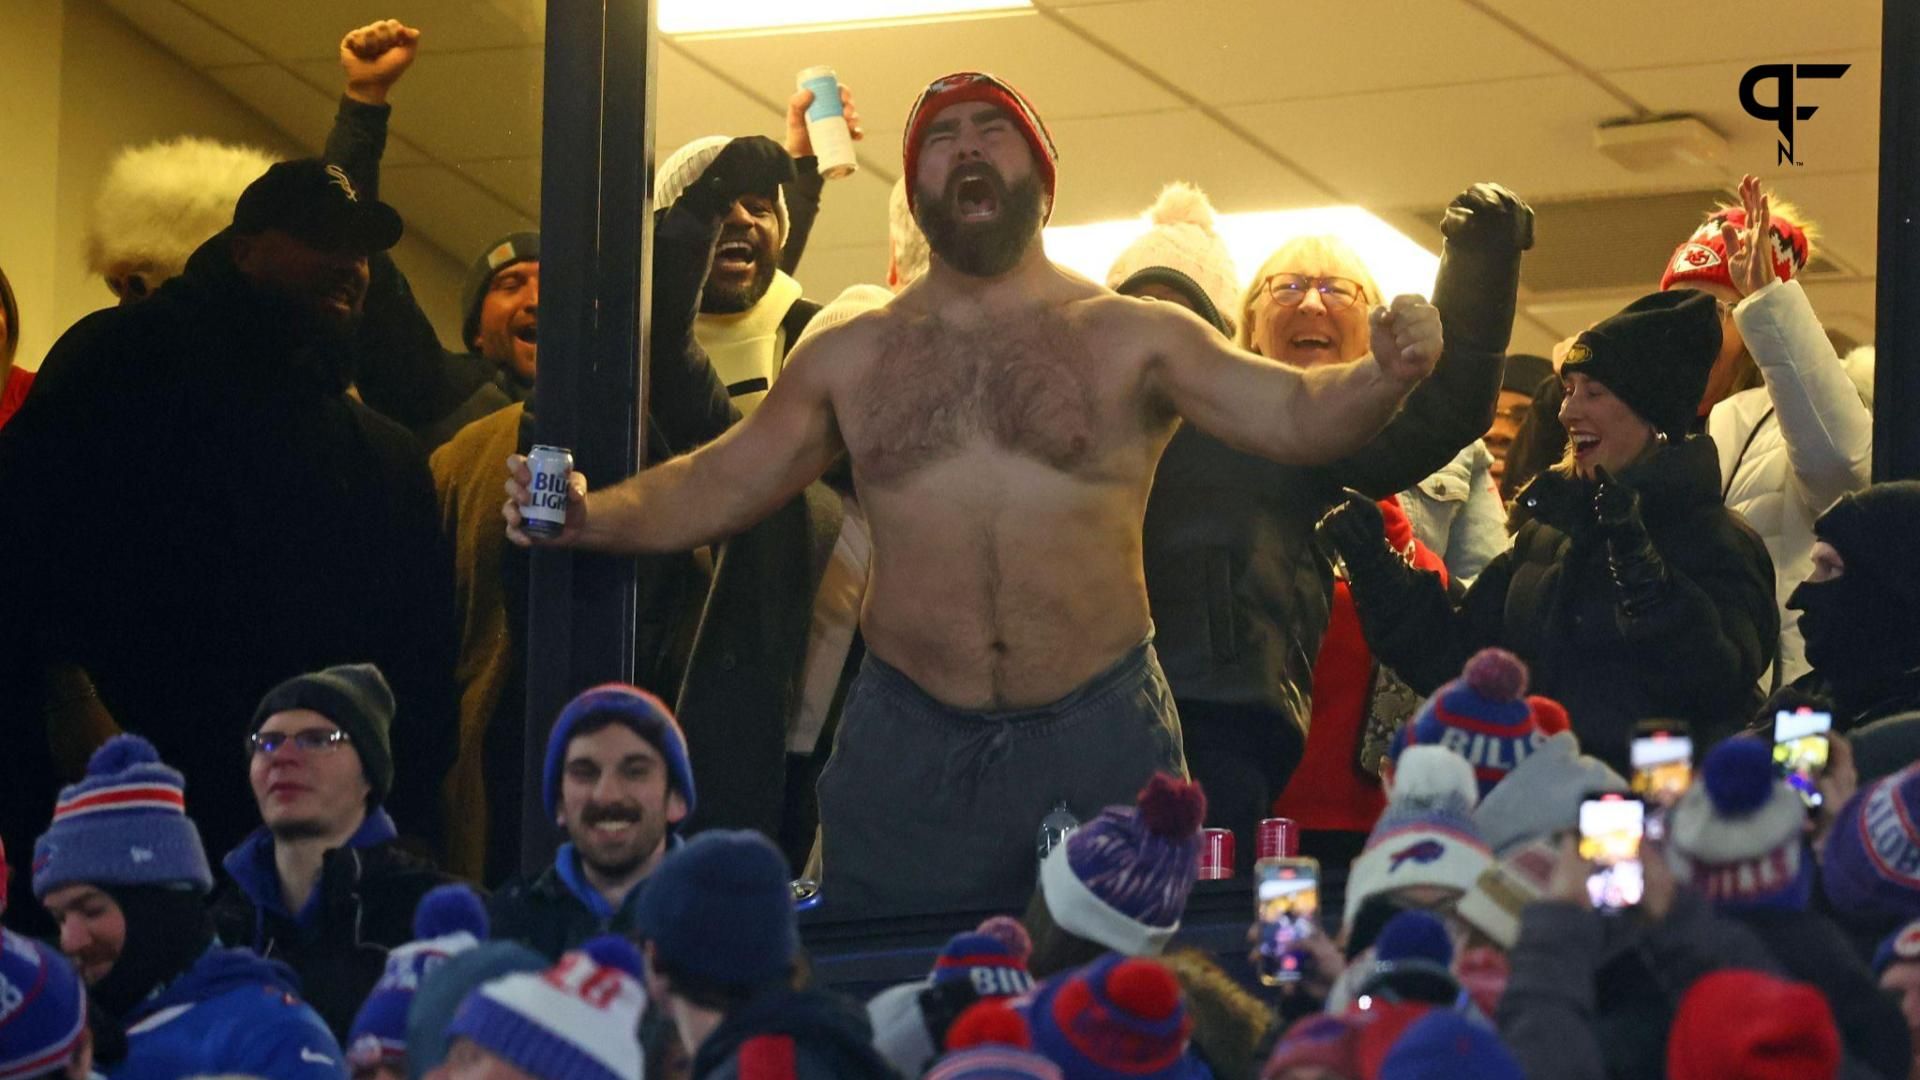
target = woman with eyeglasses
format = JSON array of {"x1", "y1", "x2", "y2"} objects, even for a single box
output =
[
  {"x1": 1139, "y1": 183, "x2": 1532, "y2": 870},
  {"x1": 1322, "y1": 290, "x2": 1778, "y2": 773}
]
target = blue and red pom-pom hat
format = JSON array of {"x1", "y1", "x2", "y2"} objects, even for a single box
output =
[
  {"x1": 903, "y1": 72, "x2": 1059, "y2": 221},
  {"x1": 1022, "y1": 954, "x2": 1204, "y2": 1080},
  {"x1": 32, "y1": 734, "x2": 213, "y2": 899}
]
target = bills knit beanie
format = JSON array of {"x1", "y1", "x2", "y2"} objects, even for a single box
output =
[
  {"x1": 1394, "y1": 649, "x2": 1552, "y2": 796},
  {"x1": 346, "y1": 884, "x2": 489, "y2": 1073},
  {"x1": 33, "y1": 734, "x2": 213, "y2": 898},
  {"x1": 406, "y1": 940, "x2": 547, "y2": 1079},
  {"x1": 1823, "y1": 760, "x2": 1920, "y2": 928},
  {"x1": 925, "y1": 1001, "x2": 1065, "y2": 1080},
  {"x1": 633, "y1": 829, "x2": 796, "y2": 987},
  {"x1": 1666, "y1": 970, "x2": 1839, "y2": 1080},
  {"x1": 1377, "y1": 1009, "x2": 1523, "y2": 1080},
  {"x1": 1669, "y1": 738, "x2": 1811, "y2": 910},
  {"x1": 1039, "y1": 773, "x2": 1207, "y2": 957},
  {"x1": 0, "y1": 929, "x2": 88, "y2": 1080},
  {"x1": 252, "y1": 663, "x2": 396, "y2": 804},
  {"x1": 1345, "y1": 747, "x2": 1493, "y2": 926},
  {"x1": 1022, "y1": 954, "x2": 1203, "y2": 1080},
  {"x1": 542, "y1": 683, "x2": 696, "y2": 827},
  {"x1": 446, "y1": 936, "x2": 646, "y2": 1080}
]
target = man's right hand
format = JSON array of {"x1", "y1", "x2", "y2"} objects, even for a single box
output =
[
  {"x1": 341, "y1": 19, "x2": 420, "y2": 106},
  {"x1": 503, "y1": 454, "x2": 589, "y2": 548},
  {"x1": 679, "y1": 136, "x2": 797, "y2": 222}
]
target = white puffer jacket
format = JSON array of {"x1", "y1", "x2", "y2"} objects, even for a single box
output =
[{"x1": 1707, "y1": 278, "x2": 1873, "y2": 686}]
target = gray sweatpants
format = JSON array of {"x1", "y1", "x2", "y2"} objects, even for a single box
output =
[{"x1": 816, "y1": 637, "x2": 1187, "y2": 916}]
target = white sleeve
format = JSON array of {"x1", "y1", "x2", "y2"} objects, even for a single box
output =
[{"x1": 1732, "y1": 278, "x2": 1872, "y2": 514}]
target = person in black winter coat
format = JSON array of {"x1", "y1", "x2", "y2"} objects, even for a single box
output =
[
  {"x1": 0, "y1": 161, "x2": 458, "y2": 863},
  {"x1": 1324, "y1": 290, "x2": 1777, "y2": 771},
  {"x1": 1142, "y1": 182, "x2": 1532, "y2": 849}
]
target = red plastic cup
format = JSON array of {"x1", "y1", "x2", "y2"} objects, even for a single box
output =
[
  {"x1": 1257, "y1": 817, "x2": 1298, "y2": 860},
  {"x1": 1197, "y1": 828, "x2": 1235, "y2": 880}
]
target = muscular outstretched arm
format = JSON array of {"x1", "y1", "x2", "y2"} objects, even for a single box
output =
[
  {"x1": 1146, "y1": 295, "x2": 1440, "y2": 465},
  {"x1": 506, "y1": 328, "x2": 847, "y2": 554}
]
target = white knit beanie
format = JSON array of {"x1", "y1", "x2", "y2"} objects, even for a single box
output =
[
  {"x1": 655, "y1": 134, "x2": 788, "y2": 242},
  {"x1": 1105, "y1": 182, "x2": 1241, "y2": 333}
]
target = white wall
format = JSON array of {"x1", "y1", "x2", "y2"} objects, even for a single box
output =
[{"x1": 0, "y1": 0, "x2": 466, "y2": 372}]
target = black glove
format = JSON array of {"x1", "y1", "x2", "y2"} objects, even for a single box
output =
[
  {"x1": 1317, "y1": 491, "x2": 1414, "y2": 595},
  {"x1": 675, "y1": 135, "x2": 796, "y2": 222},
  {"x1": 1593, "y1": 466, "x2": 1669, "y2": 616},
  {"x1": 1438, "y1": 182, "x2": 1535, "y2": 253}
]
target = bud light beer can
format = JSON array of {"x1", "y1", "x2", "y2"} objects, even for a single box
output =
[
  {"x1": 796, "y1": 66, "x2": 858, "y2": 179},
  {"x1": 523, "y1": 444, "x2": 574, "y2": 539}
]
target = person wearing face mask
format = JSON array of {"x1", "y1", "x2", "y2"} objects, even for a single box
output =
[{"x1": 1323, "y1": 290, "x2": 1778, "y2": 772}]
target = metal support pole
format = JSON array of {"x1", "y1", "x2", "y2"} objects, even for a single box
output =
[
  {"x1": 522, "y1": 0, "x2": 657, "y2": 873},
  {"x1": 1875, "y1": 0, "x2": 1919, "y2": 481}
]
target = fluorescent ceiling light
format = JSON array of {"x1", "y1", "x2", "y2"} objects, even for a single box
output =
[
  {"x1": 659, "y1": 0, "x2": 1032, "y2": 37},
  {"x1": 1045, "y1": 206, "x2": 1440, "y2": 310}
]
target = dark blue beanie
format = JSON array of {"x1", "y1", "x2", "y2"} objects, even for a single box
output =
[
  {"x1": 633, "y1": 830, "x2": 795, "y2": 988},
  {"x1": 541, "y1": 684, "x2": 696, "y2": 828}
]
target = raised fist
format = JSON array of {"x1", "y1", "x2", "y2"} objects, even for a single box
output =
[
  {"x1": 1368, "y1": 295, "x2": 1443, "y2": 385},
  {"x1": 1439, "y1": 182, "x2": 1534, "y2": 253},
  {"x1": 679, "y1": 136, "x2": 796, "y2": 222},
  {"x1": 341, "y1": 19, "x2": 420, "y2": 105}
]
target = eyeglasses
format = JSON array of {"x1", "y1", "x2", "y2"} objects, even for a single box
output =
[
  {"x1": 1259, "y1": 273, "x2": 1368, "y2": 311},
  {"x1": 248, "y1": 728, "x2": 352, "y2": 756}
]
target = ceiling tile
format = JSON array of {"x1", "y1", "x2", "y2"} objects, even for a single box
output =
[
  {"x1": 456, "y1": 158, "x2": 541, "y2": 217},
  {"x1": 1054, "y1": 0, "x2": 1565, "y2": 107},
  {"x1": 1041, "y1": 110, "x2": 1326, "y2": 224},
  {"x1": 291, "y1": 48, "x2": 545, "y2": 162},
  {"x1": 1478, "y1": 0, "x2": 1878, "y2": 72},
  {"x1": 105, "y1": 0, "x2": 261, "y2": 67},
  {"x1": 1226, "y1": 75, "x2": 1724, "y2": 207},
  {"x1": 178, "y1": 0, "x2": 542, "y2": 62},
  {"x1": 206, "y1": 64, "x2": 427, "y2": 165},
  {"x1": 655, "y1": 44, "x2": 792, "y2": 167},
  {"x1": 381, "y1": 163, "x2": 536, "y2": 264},
  {"x1": 1771, "y1": 170, "x2": 1878, "y2": 275}
]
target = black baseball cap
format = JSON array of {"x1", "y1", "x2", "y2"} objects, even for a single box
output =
[{"x1": 231, "y1": 159, "x2": 404, "y2": 255}]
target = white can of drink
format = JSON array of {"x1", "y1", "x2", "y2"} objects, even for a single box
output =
[
  {"x1": 797, "y1": 65, "x2": 857, "y2": 180},
  {"x1": 523, "y1": 444, "x2": 574, "y2": 538}
]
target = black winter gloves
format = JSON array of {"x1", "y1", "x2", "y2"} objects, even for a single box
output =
[
  {"x1": 1593, "y1": 466, "x2": 1670, "y2": 616},
  {"x1": 1439, "y1": 182, "x2": 1534, "y2": 253},
  {"x1": 675, "y1": 135, "x2": 796, "y2": 223},
  {"x1": 1318, "y1": 491, "x2": 1420, "y2": 606}
]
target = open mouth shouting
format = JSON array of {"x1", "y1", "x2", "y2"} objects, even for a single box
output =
[
  {"x1": 512, "y1": 322, "x2": 538, "y2": 347},
  {"x1": 714, "y1": 237, "x2": 757, "y2": 275},
  {"x1": 1569, "y1": 429, "x2": 1601, "y2": 461},
  {"x1": 946, "y1": 165, "x2": 1007, "y2": 225}
]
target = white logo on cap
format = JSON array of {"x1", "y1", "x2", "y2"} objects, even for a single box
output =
[
  {"x1": 129, "y1": 846, "x2": 153, "y2": 863},
  {"x1": 488, "y1": 242, "x2": 518, "y2": 269},
  {"x1": 1671, "y1": 242, "x2": 1722, "y2": 275},
  {"x1": 325, "y1": 164, "x2": 360, "y2": 203}
]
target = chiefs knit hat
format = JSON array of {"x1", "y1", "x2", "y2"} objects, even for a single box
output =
[
  {"x1": 1473, "y1": 732, "x2": 1628, "y2": 856},
  {"x1": 1394, "y1": 649, "x2": 1552, "y2": 797},
  {"x1": 461, "y1": 232, "x2": 540, "y2": 349},
  {"x1": 1874, "y1": 919, "x2": 1920, "y2": 978},
  {"x1": 1822, "y1": 760, "x2": 1920, "y2": 928},
  {"x1": 1039, "y1": 774, "x2": 1206, "y2": 958},
  {"x1": 903, "y1": 72, "x2": 1058, "y2": 221},
  {"x1": 1669, "y1": 738, "x2": 1811, "y2": 911},
  {"x1": 633, "y1": 829, "x2": 796, "y2": 987},
  {"x1": 1022, "y1": 954, "x2": 1203, "y2": 1080},
  {"x1": 0, "y1": 929, "x2": 88, "y2": 1080},
  {"x1": 1666, "y1": 970, "x2": 1839, "y2": 1080},
  {"x1": 1560, "y1": 289, "x2": 1722, "y2": 441},
  {"x1": 252, "y1": 662, "x2": 396, "y2": 804},
  {"x1": 446, "y1": 936, "x2": 646, "y2": 1080},
  {"x1": 655, "y1": 135, "x2": 789, "y2": 241},
  {"x1": 926, "y1": 1001, "x2": 1065, "y2": 1080},
  {"x1": 1344, "y1": 747, "x2": 1493, "y2": 927},
  {"x1": 1660, "y1": 204, "x2": 1811, "y2": 294},
  {"x1": 1377, "y1": 1009, "x2": 1523, "y2": 1080},
  {"x1": 346, "y1": 885, "x2": 489, "y2": 1074},
  {"x1": 1106, "y1": 182, "x2": 1241, "y2": 337},
  {"x1": 542, "y1": 683, "x2": 696, "y2": 827},
  {"x1": 33, "y1": 734, "x2": 213, "y2": 898}
]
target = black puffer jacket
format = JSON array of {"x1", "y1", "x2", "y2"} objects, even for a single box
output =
[{"x1": 1348, "y1": 436, "x2": 1776, "y2": 769}]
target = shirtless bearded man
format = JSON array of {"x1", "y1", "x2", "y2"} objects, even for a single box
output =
[{"x1": 507, "y1": 72, "x2": 1443, "y2": 913}]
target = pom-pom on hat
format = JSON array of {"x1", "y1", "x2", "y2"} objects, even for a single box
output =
[
  {"x1": 927, "y1": 1001, "x2": 1064, "y2": 1080},
  {"x1": 1039, "y1": 773, "x2": 1206, "y2": 958},
  {"x1": 1106, "y1": 182, "x2": 1242, "y2": 337},
  {"x1": 903, "y1": 72, "x2": 1058, "y2": 222},
  {"x1": 252, "y1": 663, "x2": 397, "y2": 804},
  {"x1": 542, "y1": 683, "x2": 697, "y2": 827},
  {"x1": 1022, "y1": 954, "x2": 1203, "y2": 1080},
  {"x1": 1261, "y1": 1013, "x2": 1363, "y2": 1079},
  {"x1": 1822, "y1": 759, "x2": 1920, "y2": 928},
  {"x1": 1666, "y1": 970, "x2": 1839, "y2": 1080},
  {"x1": 932, "y1": 931, "x2": 1036, "y2": 999},
  {"x1": 445, "y1": 936, "x2": 647, "y2": 1080},
  {"x1": 1559, "y1": 289, "x2": 1722, "y2": 441},
  {"x1": 632, "y1": 829, "x2": 796, "y2": 988},
  {"x1": 1344, "y1": 748, "x2": 1492, "y2": 926},
  {"x1": 1377, "y1": 1009, "x2": 1524, "y2": 1080},
  {"x1": 32, "y1": 734, "x2": 213, "y2": 898},
  {"x1": 346, "y1": 884, "x2": 489, "y2": 1073},
  {"x1": 1395, "y1": 649, "x2": 1551, "y2": 796},
  {"x1": 0, "y1": 929, "x2": 88, "y2": 1080},
  {"x1": 1669, "y1": 738, "x2": 1810, "y2": 911}
]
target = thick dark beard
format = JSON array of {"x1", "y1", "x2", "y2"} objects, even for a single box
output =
[
  {"x1": 701, "y1": 241, "x2": 778, "y2": 315},
  {"x1": 915, "y1": 169, "x2": 1045, "y2": 279}
]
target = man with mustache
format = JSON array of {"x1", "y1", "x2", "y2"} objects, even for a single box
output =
[
  {"x1": 488, "y1": 684, "x2": 697, "y2": 960},
  {"x1": 0, "y1": 159, "x2": 458, "y2": 867},
  {"x1": 507, "y1": 72, "x2": 1443, "y2": 913},
  {"x1": 212, "y1": 664, "x2": 460, "y2": 1041}
]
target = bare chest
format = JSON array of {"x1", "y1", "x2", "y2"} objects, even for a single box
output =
[{"x1": 848, "y1": 312, "x2": 1117, "y2": 485}]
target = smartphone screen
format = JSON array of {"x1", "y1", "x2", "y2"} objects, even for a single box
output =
[
  {"x1": 1255, "y1": 857, "x2": 1320, "y2": 986},
  {"x1": 1580, "y1": 796, "x2": 1645, "y2": 912},
  {"x1": 1773, "y1": 709, "x2": 1832, "y2": 808},
  {"x1": 1631, "y1": 732, "x2": 1694, "y2": 807}
]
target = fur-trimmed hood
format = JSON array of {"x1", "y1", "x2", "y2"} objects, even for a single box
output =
[{"x1": 86, "y1": 135, "x2": 279, "y2": 286}]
